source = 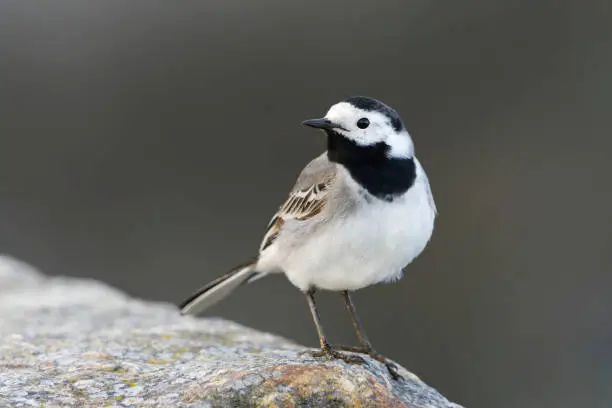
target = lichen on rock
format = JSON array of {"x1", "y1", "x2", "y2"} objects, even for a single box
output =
[{"x1": 0, "y1": 256, "x2": 462, "y2": 407}]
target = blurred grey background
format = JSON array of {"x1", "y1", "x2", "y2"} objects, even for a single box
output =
[{"x1": 1, "y1": 1, "x2": 611, "y2": 407}]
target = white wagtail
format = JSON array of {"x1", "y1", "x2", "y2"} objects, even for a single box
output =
[{"x1": 180, "y1": 96, "x2": 437, "y2": 379}]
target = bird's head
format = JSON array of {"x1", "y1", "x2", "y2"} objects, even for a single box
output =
[{"x1": 302, "y1": 96, "x2": 413, "y2": 163}]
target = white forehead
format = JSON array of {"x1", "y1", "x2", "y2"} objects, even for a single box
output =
[{"x1": 325, "y1": 102, "x2": 390, "y2": 125}]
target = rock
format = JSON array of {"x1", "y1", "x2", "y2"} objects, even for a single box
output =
[{"x1": 0, "y1": 256, "x2": 462, "y2": 408}]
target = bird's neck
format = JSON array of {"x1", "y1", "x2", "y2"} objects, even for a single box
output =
[{"x1": 326, "y1": 131, "x2": 417, "y2": 201}]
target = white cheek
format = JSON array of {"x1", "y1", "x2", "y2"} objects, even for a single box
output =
[
  {"x1": 386, "y1": 131, "x2": 414, "y2": 158},
  {"x1": 339, "y1": 126, "x2": 386, "y2": 146},
  {"x1": 367, "y1": 126, "x2": 387, "y2": 143}
]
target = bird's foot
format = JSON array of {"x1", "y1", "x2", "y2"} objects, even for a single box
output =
[
  {"x1": 335, "y1": 345, "x2": 402, "y2": 380},
  {"x1": 302, "y1": 345, "x2": 365, "y2": 365}
]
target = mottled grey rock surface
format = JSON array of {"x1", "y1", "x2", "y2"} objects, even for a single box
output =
[{"x1": 0, "y1": 256, "x2": 462, "y2": 407}]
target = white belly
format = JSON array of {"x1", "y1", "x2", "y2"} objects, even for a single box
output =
[{"x1": 279, "y1": 178, "x2": 436, "y2": 292}]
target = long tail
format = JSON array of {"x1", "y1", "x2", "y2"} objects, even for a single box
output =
[{"x1": 179, "y1": 260, "x2": 261, "y2": 315}]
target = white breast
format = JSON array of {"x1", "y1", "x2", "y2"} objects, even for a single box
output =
[{"x1": 276, "y1": 158, "x2": 436, "y2": 292}]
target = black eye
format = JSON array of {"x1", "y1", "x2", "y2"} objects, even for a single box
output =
[{"x1": 356, "y1": 117, "x2": 370, "y2": 129}]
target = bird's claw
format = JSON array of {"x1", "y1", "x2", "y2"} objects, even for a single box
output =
[
  {"x1": 334, "y1": 345, "x2": 402, "y2": 380},
  {"x1": 303, "y1": 347, "x2": 366, "y2": 365}
]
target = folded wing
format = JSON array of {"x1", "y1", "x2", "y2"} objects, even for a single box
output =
[{"x1": 260, "y1": 174, "x2": 334, "y2": 252}]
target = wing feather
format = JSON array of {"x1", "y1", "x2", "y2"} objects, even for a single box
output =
[{"x1": 259, "y1": 174, "x2": 334, "y2": 252}]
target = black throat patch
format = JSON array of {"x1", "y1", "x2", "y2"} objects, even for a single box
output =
[{"x1": 326, "y1": 130, "x2": 416, "y2": 201}]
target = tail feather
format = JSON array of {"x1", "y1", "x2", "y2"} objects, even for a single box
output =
[{"x1": 179, "y1": 261, "x2": 259, "y2": 315}]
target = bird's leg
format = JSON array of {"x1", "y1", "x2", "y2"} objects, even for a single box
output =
[
  {"x1": 337, "y1": 290, "x2": 402, "y2": 380},
  {"x1": 341, "y1": 290, "x2": 373, "y2": 352},
  {"x1": 304, "y1": 289, "x2": 364, "y2": 365},
  {"x1": 305, "y1": 289, "x2": 331, "y2": 353}
]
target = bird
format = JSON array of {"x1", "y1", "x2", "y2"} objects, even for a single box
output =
[{"x1": 179, "y1": 96, "x2": 437, "y2": 379}]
